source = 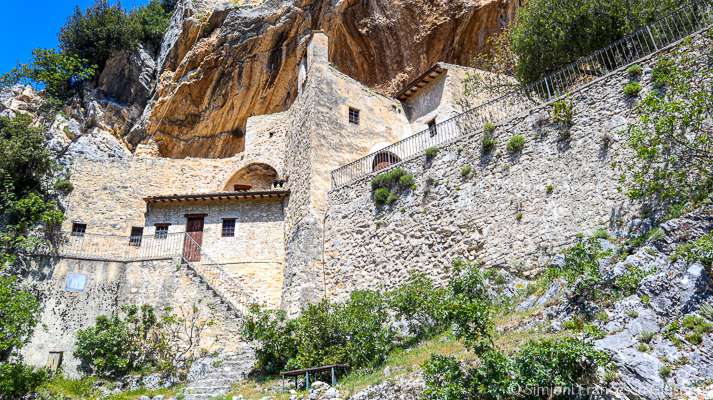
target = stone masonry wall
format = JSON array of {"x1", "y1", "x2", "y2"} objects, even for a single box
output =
[
  {"x1": 22, "y1": 257, "x2": 241, "y2": 377},
  {"x1": 323, "y1": 31, "x2": 712, "y2": 299}
]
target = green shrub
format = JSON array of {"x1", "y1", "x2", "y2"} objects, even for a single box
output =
[
  {"x1": 506, "y1": 134, "x2": 525, "y2": 154},
  {"x1": 446, "y1": 260, "x2": 493, "y2": 352},
  {"x1": 0, "y1": 363, "x2": 48, "y2": 399},
  {"x1": 387, "y1": 274, "x2": 448, "y2": 340},
  {"x1": 75, "y1": 304, "x2": 204, "y2": 378},
  {"x1": 623, "y1": 82, "x2": 642, "y2": 97},
  {"x1": 638, "y1": 331, "x2": 655, "y2": 344},
  {"x1": 627, "y1": 64, "x2": 643, "y2": 76},
  {"x1": 700, "y1": 303, "x2": 713, "y2": 321},
  {"x1": 371, "y1": 167, "x2": 414, "y2": 206},
  {"x1": 659, "y1": 365, "x2": 672, "y2": 379},
  {"x1": 592, "y1": 228, "x2": 609, "y2": 240},
  {"x1": 425, "y1": 338, "x2": 606, "y2": 400},
  {"x1": 242, "y1": 305, "x2": 296, "y2": 374},
  {"x1": 614, "y1": 265, "x2": 652, "y2": 297},
  {"x1": 545, "y1": 184, "x2": 554, "y2": 195},
  {"x1": 398, "y1": 174, "x2": 415, "y2": 188},
  {"x1": 0, "y1": 274, "x2": 41, "y2": 363},
  {"x1": 481, "y1": 132, "x2": 497, "y2": 155},
  {"x1": 673, "y1": 232, "x2": 713, "y2": 270},
  {"x1": 651, "y1": 57, "x2": 677, "y2": 88},
  {"x1": 422, "y1": 355, "x2": 468, "y2": 400},
  {"x1": 551, "y1": 98, "x2": 574, "y2": 126},
  {"x1": 53, "y1": 179, "x2": 75, "y2": 194},
  {"x1": 546, "y1": 237, "x2": 611, "y2": 303},
  {"x1": 636, "y1": 343, "x2": 651, "y2": 352},
  {"x1": 484, "y1": 121, "x2": 496, "y2": 134},
  {"x1": 460, "y1": 165, "x2": 472, "y2": 177},
  {"x1": 374, "y1": 187, "x2": 392, "y2": 206},
  {"x1": 425, "y1": 147, "x2": 439, "y2": 159},
  {"x1": 515, "y1": 212, "x2": 523, "y2": 221},
  {"x1": 513, "y1": 338, "x2": 606, "y2": 391}
]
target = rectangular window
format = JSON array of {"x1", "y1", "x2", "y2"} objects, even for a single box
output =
[
  {"x1": 155, "y1": 224, "x2": 170, "y2": 239},
  {"x1": 129, "y1": 227, "x2": 144, "y2": 246},
  {"x1": 348, "y1": 107, "x2": 360, "y2": 125},
  {"x1": 428, "y1": 118, "x2": 438, "y2": 136},
  {"x1": 222, "y1": 219, "x2": 236, "y2": 237},
  {"x1": 71, "y1": 223, "x2": 86, "y2": 237}
]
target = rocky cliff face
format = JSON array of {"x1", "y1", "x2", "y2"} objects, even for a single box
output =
[{"x1": 129, "y1": 0, "x2": 520, "y2": 158}]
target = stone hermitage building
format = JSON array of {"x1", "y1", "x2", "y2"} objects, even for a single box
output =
[{"x1": 23, "y1": 31, "x2": 499, "y2": 375}]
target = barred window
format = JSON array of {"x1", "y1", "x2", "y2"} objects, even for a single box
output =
[
  {"x1": 71, "y1": 223, "x2": 86, "y2": 237},
  {"x1": 155, "y1": 224, "x2": 170, "y2": 239},
  {"x1": 348, "y1": 107, "x2": 360, "y2": 125},
  {"x1": 129, "y1": 227, "x2": 144, "y2": 246},
  {"x1": 222, "y1": 219, "x2": 236, "y2": 237}
]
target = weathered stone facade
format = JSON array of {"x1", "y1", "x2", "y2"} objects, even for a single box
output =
[
  {"x1": 22, "y1": 258, "x2": 242, "y2": 377},
  {"x1": 322, "y1": 31, "x2": 712, "y2": 299}
]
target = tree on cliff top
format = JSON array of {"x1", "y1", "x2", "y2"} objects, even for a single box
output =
[
  {"x1": 510, "y1": 0, "x2": 681, "y2": 82},
  {"x1": 59, "y1": 0, "x2": 173, "y2": 72}
]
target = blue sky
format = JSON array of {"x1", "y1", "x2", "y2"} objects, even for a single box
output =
[{"x1": 0, "y1": 0, "x2": 150, "y2": 74}]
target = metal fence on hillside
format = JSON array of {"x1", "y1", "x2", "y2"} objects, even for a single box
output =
[{"x1": 330, "y1": 0, "x2": 713, "y2": 188}]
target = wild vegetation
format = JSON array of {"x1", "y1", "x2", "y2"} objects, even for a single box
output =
[
  {"x1": 370, "y1": 168, "x2": 416, "y2": 206},
  {"x1": 0, "y1": 114, "x2": 68, "y2": 397},
  {"x1": 1, "y1": 0, "x2": 175, "y2": 110},
  {"x1": 74, "y1": 304, "x2": 212, "y2": 379}
]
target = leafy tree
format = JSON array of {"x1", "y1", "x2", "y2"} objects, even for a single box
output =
[
  {"x1": 624, "y1": 55, "x2": 713, "y2": 216},
  {"x1": 0, "y1": 362, "x2": 48, "y2": 399},
  {"x1": 387, "y1": 273, "x2": 448, "y2": 340},
  {"x1": 75, "y1": 304, "x2": 210, "y2": 378},
  {"x1": 1, "y1": 49, "x2": 95, "y2": 103},
  {"x1": 130, "y1": 0, "x2": 173, "y2": 53},
  {"x1": 445, "y1": 259, "x2": 493, "y2": 353},
  {"x1": 242, "y1": 305, "x2": 297, "y2": 374},
  {"x1": 511, "y1": 0, "x2": 680, "y2": 82},
  {"x1": 0, "y1": 274, "x2": 40, "y2": 362},
  {"x1": 0, "y1": 115, "x2": 64, "y2": 257},
  {"x1": 59, "y1": 0, "x2": 140, "y2": 71}
]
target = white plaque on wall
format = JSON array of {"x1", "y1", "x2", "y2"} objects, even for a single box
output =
[{"x1": 65, "y1": 273, "x2": 87, "y2": 292}]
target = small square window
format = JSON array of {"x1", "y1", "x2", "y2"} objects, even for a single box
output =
[
  {"x1": 222, "y1": 219, "x2": 236, "y2": 237},
  {"x1": 129, "y1": 227, "x2": 144, "y2": 246},
  {"x1": 348, "y1": 107, "x2": 360, "y2": 125},
  {"x1": 71, "y1": 223, "x2": 86, "y2": 237},
  {"x1": 155, "y1": 224, "x2": 170, "y2": 239}
]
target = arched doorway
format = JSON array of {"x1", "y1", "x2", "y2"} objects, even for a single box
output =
[
  {"x1": 223, "y1": 163, "x2": 278, "y2": 191},
  {"x1": 371, "y1": 151, "x2": 401, "y2": 172}
]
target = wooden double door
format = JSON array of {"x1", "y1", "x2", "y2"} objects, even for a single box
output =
[{"x1": 182, "y1": 215, "x2": 205, "y2": 262}]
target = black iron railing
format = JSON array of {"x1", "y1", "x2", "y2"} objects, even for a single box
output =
[{"x1": 330, "y1": 0, "x2": 713, "y2": 187}]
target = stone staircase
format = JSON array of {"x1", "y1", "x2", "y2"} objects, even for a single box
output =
[{"x1": 183, "y1": 343, "x2": 256, "y2": 400}]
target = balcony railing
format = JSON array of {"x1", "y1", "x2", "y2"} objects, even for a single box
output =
[
  {"x1": 54, "y1": 231, "x2": 184, "y2": 262},
  {"x1": 330, "y1": 0, "x2": 713, "y2": 188}
]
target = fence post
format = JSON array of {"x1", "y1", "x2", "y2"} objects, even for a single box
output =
[{"x1": 646, "y1": 26, "x2": 659, "y2": 50}]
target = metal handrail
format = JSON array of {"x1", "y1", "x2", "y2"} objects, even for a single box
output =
[
  {"x1": 53, "y1": 231, "x2": 184, "y2": 262},
  {"x1": 330, "y1": 0, "x2": 713, "y2": 187},
  {"x1": 180, "y1": 233, "x2": 260, "y2": 318}
]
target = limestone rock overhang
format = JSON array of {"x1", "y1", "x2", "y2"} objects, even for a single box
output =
[
  {"x1": 143, "y1": 190, "x2": 290, "y2": 205},
  {"x1": 395, "y1": 63, "x2": 447, "y2": 101}
]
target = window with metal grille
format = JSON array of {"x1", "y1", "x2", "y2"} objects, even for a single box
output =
[
  {"x1": 348, "y1": 107, "x2": 360, "y2": 125},
  {"x1": 155, "y1": 224, "x2": 169, "y2": 239},
  {"x1": 71, "y1": 223, "x2": 86, "y2": 237},
  {"x1": 222, "y1": 219, "x2": 236, "y2": 237},
  {"x1": 129, "y1": 227, "x2": 144, "y2": 246},
  {"x1": 428, "y1": 118, "x2": 437, "y2": 136}
]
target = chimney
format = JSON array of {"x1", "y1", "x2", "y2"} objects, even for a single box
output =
[{"x1": 298, "y1": 31, "x2": 329, "y2": 95}]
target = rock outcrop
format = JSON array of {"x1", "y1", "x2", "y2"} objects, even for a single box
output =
[{"x1": 133, "y1": 0, "x2": 520, "y2": 158}]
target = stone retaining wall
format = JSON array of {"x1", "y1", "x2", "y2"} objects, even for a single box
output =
[{"x1": 323, "y1": 31, "x2": 712, "y2": 298}]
